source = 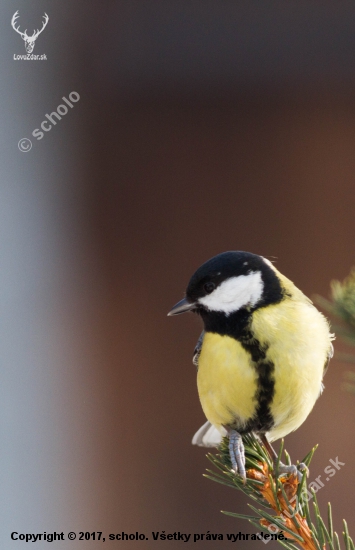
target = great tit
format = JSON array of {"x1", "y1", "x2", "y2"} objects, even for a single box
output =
[{"x1": 168, "y1": 251, "x2": 333, "y2": 480}]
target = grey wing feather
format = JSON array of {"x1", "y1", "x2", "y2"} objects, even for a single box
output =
[
  {"x1": 193, "y1": 331, "x2": 204, "y2": 367},
  {"x1": 192, "y1": 421, "x2": 226, "y2": 447}
]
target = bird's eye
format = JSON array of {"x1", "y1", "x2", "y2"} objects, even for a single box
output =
[{"x1": 203, "y1": 282, "x2": 216, "y2": 294}]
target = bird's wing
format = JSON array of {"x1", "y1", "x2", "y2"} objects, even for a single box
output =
[
  {"x1": 192, "y1": 421, "x2": 227, "y2": 447},
  {"x1": 192, "y1": 331, "x2": 204, "y2": 367}
]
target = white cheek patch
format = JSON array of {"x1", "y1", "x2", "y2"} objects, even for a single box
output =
[{"x1": 198, "y1": 272, "x2": 264, "y2": 314}]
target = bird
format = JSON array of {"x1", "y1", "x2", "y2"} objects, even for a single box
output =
[{"x1": 168, "y1": 251, "x2": 333, "y2": 481}]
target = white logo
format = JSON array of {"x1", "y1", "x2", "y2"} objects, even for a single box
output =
[{"x1": 11, "y1": 10, "x2": 48, "y2": 54}]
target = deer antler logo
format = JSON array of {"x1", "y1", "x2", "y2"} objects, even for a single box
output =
[{"x1": 11, "y1": 10, "x2": 49, "y2": 53}]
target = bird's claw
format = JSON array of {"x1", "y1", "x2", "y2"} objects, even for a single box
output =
[
  {"x1": 228, "y1": 429, "x2": 246, "y2": 482},
  {"x1": 276, "y1": 461, "x2": 309, "y2": 482}
]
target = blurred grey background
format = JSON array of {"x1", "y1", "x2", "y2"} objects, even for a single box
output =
[{"x1": 1, "y1": 1, "x2": 355, "y2": 548}]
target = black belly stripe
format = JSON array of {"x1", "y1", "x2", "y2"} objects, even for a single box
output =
[
  {"x1": 201, "y1": 308, "x2": 276, "y2": 434},
  {"x1": 250, "y1": 359, "x2": 275, "y2": 433},
  {"x1": 238, "y1": 331, "x2": 275, "y2": 434}
]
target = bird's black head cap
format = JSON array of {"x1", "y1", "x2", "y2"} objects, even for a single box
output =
[{"x1": 186, "y1": 251, "x2": 283, "y2": 308}]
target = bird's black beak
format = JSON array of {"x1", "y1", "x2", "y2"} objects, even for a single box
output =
[{"x1": 167, "y1": 297, "x2": 196, "y2": 316}]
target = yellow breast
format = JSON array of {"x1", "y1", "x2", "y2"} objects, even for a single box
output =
[
  {"x1": 196, "y1": 273, "x2": 331, "y2": 441},
  {"x1": 197, "y1": 332, "x2": 258, "y2": 429},
  {"x1": 251, "y1": 297, "x2": 330, "y2": 441}
]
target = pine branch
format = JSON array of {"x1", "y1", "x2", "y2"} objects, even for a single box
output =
[{"x1": 206, "y1": 434, "x2": 353, "y2": 550}]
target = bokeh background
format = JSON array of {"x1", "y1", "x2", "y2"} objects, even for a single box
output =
[{"x1": 2, "y1": 1, "x2": 355, "y2": 548}]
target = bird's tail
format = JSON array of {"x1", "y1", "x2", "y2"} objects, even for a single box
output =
[{"x1": 192, "y1": 421, "x2": 226, "y2": 447}]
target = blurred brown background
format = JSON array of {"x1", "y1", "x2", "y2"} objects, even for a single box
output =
[{"x1": 2, "y1": 1, "x2": 355, "y2": 548}]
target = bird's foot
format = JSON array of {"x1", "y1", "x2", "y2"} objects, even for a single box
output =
[
  {"x1": 259, "y1": 434, "x2": 309, "y2": 482},
  {"x1": 275, "y1": 461, "x2": 309, "y2": 482},
  {"x1": 226, "y1": 428, "x2": 246, "y2": 482}
]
